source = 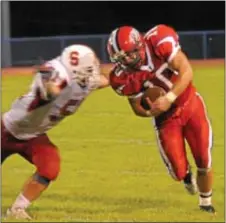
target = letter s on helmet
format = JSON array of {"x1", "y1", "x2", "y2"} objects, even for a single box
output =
[{"x1": 60, "y1": 44, "x2": 100, "y2": 87}]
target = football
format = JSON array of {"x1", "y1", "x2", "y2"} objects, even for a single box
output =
[{"x1": 140, "y1": 86, "x2": 166, "y2": 110}]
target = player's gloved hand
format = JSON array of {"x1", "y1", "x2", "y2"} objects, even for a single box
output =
[
  {"x1": 36, "y1": 66, "x2": 55, "y2": 81},
  {"x1": 35, "y1": 66, "x2": 62, "y2": 101}
]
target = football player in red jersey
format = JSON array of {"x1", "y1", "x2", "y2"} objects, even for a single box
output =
[{"x1": 107, "y1": 24, "x2": 215, "y2": 214}]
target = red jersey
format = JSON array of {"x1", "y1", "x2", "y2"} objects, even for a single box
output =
[{"x1": 110, "y1": 24, "x2": 196, "y2": 105}]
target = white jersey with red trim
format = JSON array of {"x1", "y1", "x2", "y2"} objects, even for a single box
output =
[{"x1": 3, "y1": 57, "x2": 100, "y2": 140}]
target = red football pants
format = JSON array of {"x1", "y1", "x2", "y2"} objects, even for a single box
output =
[
  {"x1": 153, "y1": 93, "x2": 213, "y2": 181},
  {"x1": 1, "y1": 122, "x2": 61, "y2": 181}
]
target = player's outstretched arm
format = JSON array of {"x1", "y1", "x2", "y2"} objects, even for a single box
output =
[
  {"x1": 100, "y1": 64, "x2": 113, "y2": 79},
  {"x1": 97, "y1": 63, "x2": 114, "y2": 89},
  {"x1": 151, "y1": 50, "x2": 194, "y2": 113},
  {"x1": 97, "y1": 74, "x2": 110, "y2": 89}
]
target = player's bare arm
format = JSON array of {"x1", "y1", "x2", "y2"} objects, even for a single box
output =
[
  {"x1": 100, "y1": 63, "x2": 113, "y2": 79},
  {"x1": 97, "y1": 74, "x2": 110, "y2": 89},
  {"x1": 151, "y1": 50, "x2": 193, "y2": 113},
  {"x1": 167, "y1": 49, "x2": 193, "y2": 100},
  {"x1": 97, "y1": 63, "x2": 114, "y2": 89}
]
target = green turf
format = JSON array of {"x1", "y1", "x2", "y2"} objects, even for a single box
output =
[{"x1": 1, "y1": 64, "x2": 225, "y2": 222}]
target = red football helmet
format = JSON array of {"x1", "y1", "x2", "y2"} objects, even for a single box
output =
[{"x1": 107, "y1": 26, "x2": 146, "y2": 69}]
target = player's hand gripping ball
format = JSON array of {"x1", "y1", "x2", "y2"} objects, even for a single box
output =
[{"x1": 140, "y1": 86, "x2": 166, "y2": 110}]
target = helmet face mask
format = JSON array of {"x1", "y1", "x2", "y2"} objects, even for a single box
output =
[
  {"x1": 60, "y1": 45, "x2": 100, "y2": 88},
  {"x1": 72, "y1": 67, "x2": 93, "y2": 88},
  {"x1": 72, "y1": 63, "x2": 100, "y2": 88},
  {"x1": 110, "y1": 47, "x2": 145, "y2": 69}
]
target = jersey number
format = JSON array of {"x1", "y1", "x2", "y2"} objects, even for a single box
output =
[
  {"x1": 60, "y1": 99, "x2": 79, "y2": 116},
  {"x1": 49, "y1": 99, "x2": 80, "y2": 122}
]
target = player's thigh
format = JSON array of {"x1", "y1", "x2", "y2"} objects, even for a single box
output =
[
  {"x1": 184, "y1": 93, "x2": 213, "y2": 169},
  {"x1": 1, "y1": 120, "x2": 26, "y2": 163},
  {"x1": 153, "y1": 119, "x2": 188, "y2": 180},
  {"x1": 23, "y1": 134, "x2": 61, "y2": 180},
  {"x1": 1, "y1": 124, "x2": 10, "y2": 163}
]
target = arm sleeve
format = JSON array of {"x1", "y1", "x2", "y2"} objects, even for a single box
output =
[{"x1": 153, "y1": 25, "x2": 181, "y2": 63}]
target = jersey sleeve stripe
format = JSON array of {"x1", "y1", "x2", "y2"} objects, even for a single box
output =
[
  {"x1": 156, "y1": 36, "x2": 176, "y2": 47},
  {"x1": 128, "y1": 92, "x2": 144, "y2": 99},
  {"x1": 112, "y1": 29, "x2": 120, "y2": 53},
  {"x1": 156, "y1": 36, "x2": 181, "y2": 63},
  {"x1": 167, "y1": 45, "x2": 181, "y2": 63}
]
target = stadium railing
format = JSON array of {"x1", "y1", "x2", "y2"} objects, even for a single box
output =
[{"x1": 1, "y1": 30, "x2": 225, "y2": 67}]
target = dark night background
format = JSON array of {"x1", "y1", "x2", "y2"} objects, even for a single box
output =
[{"x1": 10, "y1": 1, "x2": 225, "y2": 38}]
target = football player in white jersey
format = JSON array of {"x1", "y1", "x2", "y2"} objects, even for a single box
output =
[{"x1": 1, "y1": 44, "x2": 110, "y2": 219}]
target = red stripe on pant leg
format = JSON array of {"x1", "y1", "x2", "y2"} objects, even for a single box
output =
[{"x1": 184, "y1": 93, "x2": 213, "y2": 169}]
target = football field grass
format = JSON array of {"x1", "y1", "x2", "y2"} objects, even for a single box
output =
[{"x1": 1, "y1": 62, "x2": 225, "y2": 222}]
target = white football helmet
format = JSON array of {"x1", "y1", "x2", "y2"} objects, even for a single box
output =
[{"x1": 60, "y1": 44, "x2": 100, "y2": 88}]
